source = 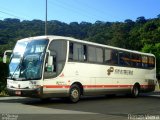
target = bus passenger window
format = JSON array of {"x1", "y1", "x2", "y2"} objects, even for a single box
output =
[
  {"x1": 148, "y1": 56, "x2": 155, "y2": 69},
  {"x1": 69, "y1": 43, "x2": 73, "y2": 60},
  {"x1": 83, "y1": 45, "x2": 87, "y2": 61},
  {"x1": 96, "y1": 48, "x2": 103, "y2": 63},
  {"x1": 131, "y1": 54, "x2": 141, "y2": 68},
  {"x1": 104, "y1": 49, "x2": 118, "y2": 65},
  {"x1": 142, "y1": 56, "x2": 148, "y2": 68},
  {"x1": 69, "y1": 42, "x2": 87, "y2": 62},
  {"x1": 88, "y1": 46, "x2": 103, "y2": 63},
  {"x1": 88, "y1": 46, "x2": 96, "y2": 62},
  {"x1": 118, "y1": 51, "x2": 131, "y2": 66}
]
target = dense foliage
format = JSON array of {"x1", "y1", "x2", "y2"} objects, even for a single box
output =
[
  {"x1": 0, "y1": 16, "x2": 160, "y2": 76},
  {"x1": 0, "y1": 62, "x2": 8, "y2": 93}
]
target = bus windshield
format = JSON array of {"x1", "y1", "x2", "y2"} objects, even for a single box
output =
[{"x1": 9, "y1": 39, "x2": 48, "y2": 80}]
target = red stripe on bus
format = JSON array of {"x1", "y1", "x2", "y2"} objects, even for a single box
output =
[
  {"x1": 43, "y1": 85, "x2": 154, "y2": 89},
  {"x1": 43, "y1": 85, "x2": 70, "y2": 88},
  {"x1": 83, "y1": 85, "x2": 133, "y2": 88}
]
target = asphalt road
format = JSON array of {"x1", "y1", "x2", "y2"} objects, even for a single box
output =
[{"x1": 0, "y1": 92, "x2": 160, "y2": 120}]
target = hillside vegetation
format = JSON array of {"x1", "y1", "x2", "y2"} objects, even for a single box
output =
[{"x1": 0, "y1": 16, "x2": 160, "y2": 75}]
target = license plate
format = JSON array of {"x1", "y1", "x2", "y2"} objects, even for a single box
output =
[{"x1": 15, "y1": 91, "x2": 21, "y2": 95}]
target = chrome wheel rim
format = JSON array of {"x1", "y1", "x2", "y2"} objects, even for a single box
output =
[{"x1": 71, "y1": 89, "x2": 79, "y2": 99}]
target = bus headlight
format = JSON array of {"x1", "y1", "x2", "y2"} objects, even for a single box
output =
[{"x1": 33, "y1": 85, "x2": 41, "y2": 89}]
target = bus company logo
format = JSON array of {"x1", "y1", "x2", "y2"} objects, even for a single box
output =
[{"x1": 107, "y1": 67, "x2": 114, "y2": 75}]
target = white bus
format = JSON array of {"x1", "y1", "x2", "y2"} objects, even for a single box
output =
[{"x1": 4, "y1": 35, "x2": 157, "y2": 103}]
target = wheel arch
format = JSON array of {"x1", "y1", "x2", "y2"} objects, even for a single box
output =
[{"x1": 133, "y1": 82, "x2": 141, "y2": 91}]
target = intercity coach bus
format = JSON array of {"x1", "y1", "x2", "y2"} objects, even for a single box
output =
[{"x1": 3, "y1": 35, "x2": 157, "y2": 103}]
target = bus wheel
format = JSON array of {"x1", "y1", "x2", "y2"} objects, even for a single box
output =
[
  {"x1": 40, "y1": 98, "x2": 51, "y2": 102},
  {"x1": 69, "y1": 84, "x2": 80, "y2": 103},
  {"x1": 131, "y1": 85, "x2": 140, "y2": 98}
]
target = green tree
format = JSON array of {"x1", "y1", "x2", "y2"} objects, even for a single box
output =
[{"x1": 142, "y1": 43, "x2": 160, "y2": 75}]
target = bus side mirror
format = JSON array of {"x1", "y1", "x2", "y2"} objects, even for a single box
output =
[
  {"x1": 46, "y1": 56, "x2": 54, "y2": 72},
  {"x1": 46, "y1": 50, "x2": 56, "y2": 72},
  {"x1": 3, "y1": 50, "x2": 12, "y2": 63},
  {"x1": 48, "y1": 56, "x2": 53, "y2": 66},
  {"x1": 46, "y1": 50, "x2": 54, "y2": 72},
  {"x1": 3, "y1": 55, "x2": 7, "y2": 63}
]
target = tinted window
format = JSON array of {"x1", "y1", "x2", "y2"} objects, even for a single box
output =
[
  {"x1": 104, "y1": 49, "x2": 118, "y2": 65},
  {"x1": 69, "y1": 42, "x2": 87, "y2": 62},
  {"x1": 88, "y1": 46, "x2": 103, "y2": 63},
  {"x1": 131, "y1": 54, "x2": 141, "y2": 67},
  {"x1": 148, "y1": 56, "x2": 155, "y2": 69},
  {"x1": 96, "y1": 48, "x2": 103, "y2": 63},
  {"x1": 142, "y1": 56, "x2": 148, "y2": 68},
  {"x1": 118, "y1": 51, "x2": 131, "y2": 66},
  {"x1": 88, "y1": 46, "x2": 96, "y2": 62}
]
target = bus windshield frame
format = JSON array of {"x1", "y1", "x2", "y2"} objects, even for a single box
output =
[{"x1": 9, "y1": 39, "x2": 49, "y2": 80}]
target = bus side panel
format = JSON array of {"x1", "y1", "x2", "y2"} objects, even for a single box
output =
[
  {"x1": 64, "y1": 62, "x2": 156, "y2": 95},
  {"x1": 42, "y1": 62, "x2": 156, "y2": 98}
]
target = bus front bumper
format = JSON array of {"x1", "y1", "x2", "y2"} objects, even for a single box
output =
[{"x1": 7, "y1": 87, "x2": 43, "y2": 98}]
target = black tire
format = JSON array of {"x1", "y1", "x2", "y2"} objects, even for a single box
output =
[
  {"x1": 131, "y1": 85, "x2": 140, "y2": 98},
  {"x1": 68, "y1": 84, "x2": 80, "y2": 103},
  {"x1": 105, "y1": 94, "x2": 116, "y2": 98},
  {"x1": 40, "y1": 98, "x2": 51, "y2": 102}
]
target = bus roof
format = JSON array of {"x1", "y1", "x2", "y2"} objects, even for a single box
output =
[{"x1": 18, "y1": 35, "x2": 155, "y2": 57}]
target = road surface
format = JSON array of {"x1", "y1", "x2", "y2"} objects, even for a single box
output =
[{"x1": 0, "y1": 92, "x2": 160, "y2": 120}]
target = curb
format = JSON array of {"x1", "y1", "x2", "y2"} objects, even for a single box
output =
[{"x1": 0, "y1": 96, "x2": 27, "y2": 100}]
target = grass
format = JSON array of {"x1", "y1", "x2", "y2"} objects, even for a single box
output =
[
  {"x1": 0, "y1": 58, "x2": 2, "y2": 62},
  {"x1": 0, "y1": 91, "x2": 8, "y2": 97}
]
